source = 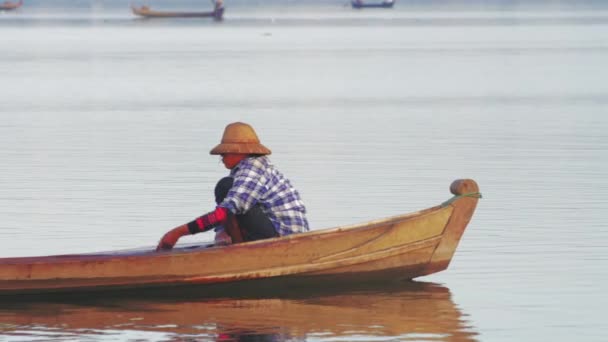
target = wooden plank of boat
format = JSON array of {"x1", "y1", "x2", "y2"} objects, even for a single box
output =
[
  {"x1": 0, "y1": 0, "x2": 23, "y2": 10},
  {"x1": 131, "y1": 5, "x2": 224, "y2": 20},
  {"x1": 0, "y1": 179, "x2": 481, "y2": 296}
]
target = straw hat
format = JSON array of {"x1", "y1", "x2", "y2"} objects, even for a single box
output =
[{"x1": 210, "y1": 122, "x2": 272, "y2": 155}]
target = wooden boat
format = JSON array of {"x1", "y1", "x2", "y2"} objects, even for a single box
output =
[
  {"x1": 131, "y1": 4, "x2": 224, "y2": 20},
  {"x1": 351, "y1": 0, "x2": 395, "y2": 9},
  {"x1": 0, "y1": 179, "x2": 480, "y2": 297},
  {"x1": 0, "y1": 0, "x2": 23, "y2": 11}
]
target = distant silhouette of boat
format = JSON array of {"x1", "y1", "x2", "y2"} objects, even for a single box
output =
[
  {"x1": 0, "y1": 0, "x2": 23, "y2": 11},
  {"x1": 131, "y1": 1, "x2": 224, "y2": 20},
  {"x1": 351, "y1": 0, "x2": 395, "y2": 9}
]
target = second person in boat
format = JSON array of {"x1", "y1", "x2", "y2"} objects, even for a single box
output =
[{"x1": 156, "y1": 122, "x2": 309, "y2": 251}]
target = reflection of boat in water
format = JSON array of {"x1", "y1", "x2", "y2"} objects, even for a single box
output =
[
  {"x1": 0, "y1": 0, "x2": 23, "y2": 10},
  {"x1": 0, "y1": 281, "x2": 478, "y2": 341},
  {"x1": 351, "y1": 0, "x2": 395, "y2": 9},
  {"x1": 0, "y1": 180, "x2": 480, "y2": 296},
  {"x1": 131, "y1": 0, "x2": 224, "y2": 20}
]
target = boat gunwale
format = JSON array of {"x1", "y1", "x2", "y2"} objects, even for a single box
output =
[{"x1": 0, "y1": 202, "x2": 448, "y2": 265}]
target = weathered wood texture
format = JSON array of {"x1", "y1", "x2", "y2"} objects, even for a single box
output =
[{"x1": 0, "y1": 179, "x2": 480, "y2": 295}]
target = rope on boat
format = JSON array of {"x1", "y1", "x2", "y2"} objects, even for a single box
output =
[{"x1": 441, "y1": 192, "x2": 483, "y2": 207}]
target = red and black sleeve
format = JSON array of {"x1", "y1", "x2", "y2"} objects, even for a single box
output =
[{"x1": 187, "y1": 206, "x2": 229, "y2": 234}]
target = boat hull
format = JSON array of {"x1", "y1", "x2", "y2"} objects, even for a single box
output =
[
  {"x1": 131, "y1": 5, "x2": 224, "y2": 20},
  {"x1": 0, "y1": 179, "x2": 480, "y2": 296},
  {"x1": 351, "y1": 1, "x2": 394, "y2": 9}
]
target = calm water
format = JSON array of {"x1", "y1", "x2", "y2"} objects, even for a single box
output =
[{"x1": 1, "y1": 2, "x2": 608, "y2": 341}]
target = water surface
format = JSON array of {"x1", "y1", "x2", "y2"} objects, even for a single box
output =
[{"x1": 1, "y1": 3, "x2": 607, "y2": 341}]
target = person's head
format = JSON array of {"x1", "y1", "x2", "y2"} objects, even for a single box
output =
[
  {"x1": 210, "y1": 122, "x2": 271, "y2": 169},
  {"x1": 214, "y1": 177, "x2": 234, "y2": 204}
]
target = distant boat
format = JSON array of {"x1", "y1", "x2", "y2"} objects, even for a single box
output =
[
  {"x1": 351, "y1": 0, "x2": 395, "y2": 9},
  {"x1": 131, "y1": 2, "x2": 224, "y2": 20},
  {"x1": 0, "y1": 0, "x2": 23, "y2": 11}
]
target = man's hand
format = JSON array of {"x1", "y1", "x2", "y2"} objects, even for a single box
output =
[
  {"x1": 214, "y1": 229, "x2": 232, "y2": 246},
  {"x1": 156, "y1": 225, "x2": 189, "y2": 251}
]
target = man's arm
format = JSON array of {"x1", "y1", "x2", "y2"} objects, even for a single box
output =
[
  {"x1": 156, "y1": 207, "x2": 229, "y2": 251},
  {"x1": 156, "y1": 224, "x2": 189, "y2": 251}
]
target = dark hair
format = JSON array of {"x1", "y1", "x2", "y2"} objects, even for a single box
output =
[{"x1": 214, "y1": 177, "x2": 234, "y2": 204}]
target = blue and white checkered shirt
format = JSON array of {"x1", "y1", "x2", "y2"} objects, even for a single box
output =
[{"x1": 219, "y1": 156, "x2": 309, "y2": 236}]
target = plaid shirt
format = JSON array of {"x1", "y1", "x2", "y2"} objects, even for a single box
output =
[{"x1": 219, "y1": 156, "x2": 309, "y2": 236}]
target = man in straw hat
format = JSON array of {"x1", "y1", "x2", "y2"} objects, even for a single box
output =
[{"x1": 157, "y1": 122, "x2": 309, "y2": 250}]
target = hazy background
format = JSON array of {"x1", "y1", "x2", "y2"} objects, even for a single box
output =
[{"x1": 1, "y1": 1, "x2": 607, "y2": 341}]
